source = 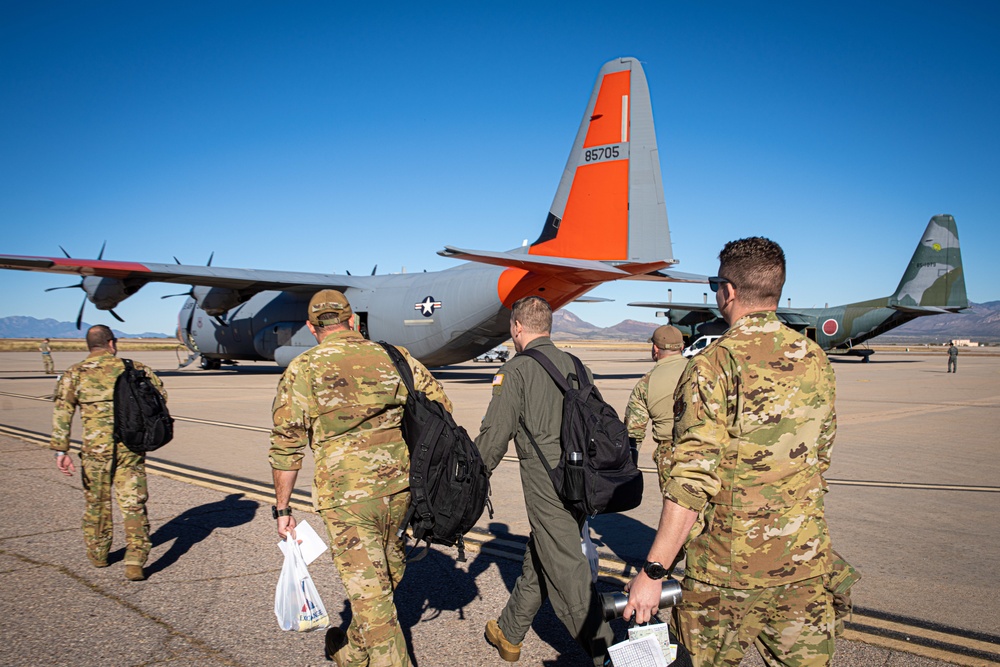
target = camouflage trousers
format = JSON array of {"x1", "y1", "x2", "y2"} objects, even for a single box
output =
[
  {"x1": 80, "y1": 449, "x2": 150, "y2": 566},
  {"x1": 674, "y1": 576, "x2": 835, "y2": 667},
  {"x1": 321, "y1": 492, "x2": 409, "y2": 667},
  {"x1": 42, "y1": 353, "x2": 54, "y2": 373}
]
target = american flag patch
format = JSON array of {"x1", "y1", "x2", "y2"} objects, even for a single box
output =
[{"x1": 492, "y1": 374, "x2": 504, "y2": 386}]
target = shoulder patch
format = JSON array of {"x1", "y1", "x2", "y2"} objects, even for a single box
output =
[{"x1": 492, "y1": 373, "x2": 504, "y2": 386}]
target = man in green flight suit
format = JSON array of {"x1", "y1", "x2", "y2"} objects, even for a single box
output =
[
  {"x1": 269, "y1": 289, "x2": 453, "y2": 667},
  {"x1": 625, "y1": 324, "x2": 689, "y2": 495},
  {"x1": 477, "y1": 296, "x2": 614, "y2": 665},
  {"x1": 624, "y1": 237, "x2": 841, "y2": 666},
  {"x1": 51, "y1": 324, "x2": 166, "y2": 581}
]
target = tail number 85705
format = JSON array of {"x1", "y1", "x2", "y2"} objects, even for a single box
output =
[{"x1": 584, "y1": 145, "x2": 621, "y2": 162}]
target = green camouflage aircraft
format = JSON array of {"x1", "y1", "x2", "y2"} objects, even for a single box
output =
[{"x1": 630, "y1": 215, "x2": 968, "y2": 361}]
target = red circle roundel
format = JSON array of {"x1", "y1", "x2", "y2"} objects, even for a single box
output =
[{"x1": 822, "y1": 319, "x2": 839, "y2": 336}]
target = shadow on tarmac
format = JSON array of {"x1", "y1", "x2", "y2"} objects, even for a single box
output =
[
  {"x1": 329, "y1": 521, "x2": 619, "y2": 666},
  {"x1": 126, "y1": 493, "x2": 259, "y2": 577}
]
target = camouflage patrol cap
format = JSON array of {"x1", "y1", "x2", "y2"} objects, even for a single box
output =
[
  {"x1": 308, "y1": 289, "x2": 353, "y2": 325},
  {"x1": 650, "y1": 325, "x2": 683, "y2": 350}
]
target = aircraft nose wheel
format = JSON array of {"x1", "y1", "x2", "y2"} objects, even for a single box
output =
[{"x1": 200, "y1": 357, "x2": 222, "y2": 371}]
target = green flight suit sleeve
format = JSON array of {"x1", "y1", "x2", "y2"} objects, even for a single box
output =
[
  {"x1": 475, "y1": 364, "x2": 524, "y2": 472},
  {"x1": 664, "y1": 350, "x2": 731, "y2": 513},
  {"x1": 269, "y1": 360, "x2": 309, "y2": 472},
  {"x1": 50, "y1": 369, "x2": 78, "y2": 452}
]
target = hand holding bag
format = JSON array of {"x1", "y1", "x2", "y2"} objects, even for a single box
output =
[{"x1": 274, "y1": 535, "x2": 330, "y2": 632}]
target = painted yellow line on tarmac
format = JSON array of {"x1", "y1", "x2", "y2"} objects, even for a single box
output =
[{"x1": 3, "y1": 420, "x2": 997, "y2": 666}]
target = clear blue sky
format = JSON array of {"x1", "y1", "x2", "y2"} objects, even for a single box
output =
[{"x1": 2, "y1": 1, "x2": 997, "y2": 334}]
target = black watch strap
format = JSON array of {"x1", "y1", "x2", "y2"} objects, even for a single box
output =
[
  {"x1": 643, "y1": 560, "x2": 668, "y2": 580},
  {"x1": 272, "y1": 505, "x2": 293, "y2": 520}
]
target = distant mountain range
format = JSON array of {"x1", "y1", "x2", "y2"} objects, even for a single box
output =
[
  {"x1": 2, "y1": 301, "x2": 999, "y2": 343},
  {"x1": 0, "y1": 316, "x2": 172, "y2": 339}
]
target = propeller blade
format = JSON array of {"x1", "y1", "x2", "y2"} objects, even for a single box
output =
[
  {"x1": 161, "y1": 292, "x2": 191, "y2": 299},
  {"x1": 108, "y1": 309, "x2": 125, "y2": 323},
  {"x1": 207, "y1": 252, "x2": 214, "y2": 267},
  {"x1": 45, "y1": 283, "x2": 83, "y2": 292},
  {"x1": 97, "y1": 241, "x2": 107, "y2": 260},
  {"x1": 59, "y1": 245, "x2": 72, "y2": 258},
  {"x1": 371, "y1": 265, "x2": 378, "y2": 276},
  {"x1": 75, "y1": 298, "x2": 86, "y2": 330},
  {"x1": 346, "y1": 270, "x2": 352, "y2": 276},
  {"x1": 173, "y1": 256, "x2": 181, "y2": 264}
]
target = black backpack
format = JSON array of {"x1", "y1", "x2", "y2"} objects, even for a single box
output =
[
  {"x1": 378, "y1": 342, "x2": 492, "y2": 561},
  {"x1": 113, "y1": 359, "x2": 173, "y2": 454},
  {"x1": 519, "y1": 348, "x2": 643, "y2": 516}
]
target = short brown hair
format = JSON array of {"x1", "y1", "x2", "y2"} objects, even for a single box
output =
[
  {"x1": 718, "y1": 237, "x2": 785, "y2": 307},
  {"x1": 511, "y1": 296, "x2": 552, "y2": 335},
  {"x1": 86, "y1": 325, "x2": 115, "y2": 351}
]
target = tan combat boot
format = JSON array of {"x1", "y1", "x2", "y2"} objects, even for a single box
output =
[
  {"x1": 485, "y1": 619, "x2": 522, "y2": 662},
  {"x1": 124, "y1": 565, "x2": 146, "y2": 581}
]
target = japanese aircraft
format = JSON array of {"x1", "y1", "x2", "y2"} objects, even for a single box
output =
[
  {"x1": 0, "y1": 57, "x2": 706, "y2": 369},
  {"x1": 629, "y1": 214, "x2": 968, "y2": 361}
]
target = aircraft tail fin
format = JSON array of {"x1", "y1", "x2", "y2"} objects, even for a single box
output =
[
  {"x1": 528, "y1": 57, "x2": 673, "y2": 265},
  {"x1": 891, "y1": 215, "x2": 968, "y2": 310}
]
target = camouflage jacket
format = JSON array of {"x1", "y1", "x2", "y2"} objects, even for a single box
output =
[
  {"x1": 667, "y1": 311, "x2": 837, "y2": 588},
  {"x1": 51, "y1": 352, "x2": 167, "y2": 458},
  {"x1": 625, "y1": 354, "x2": 688, "y2": 445},
  {"x1": 269, "y1": 330, "x2": 452, "y2": 511}
]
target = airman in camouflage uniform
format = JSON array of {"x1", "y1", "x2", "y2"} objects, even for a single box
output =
[
  {"x1": 625, "y1": 324, "x2": 688, "y2": 494},
  {"x1": 51, "y1": 325, "x2": 165, "y2": 581},
  {"x1": 40, "y1": 337, "x2": 55, "y2": 374},
  {"x1": 625, "y1": 238, "x2": 849, "y2": 667},
  {"x1": 269, "y1": 289, "x2": 452, "y2": 667}
]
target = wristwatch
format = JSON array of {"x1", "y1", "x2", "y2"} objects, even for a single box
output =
[
  {"x1": 642, "y1": 560, "x2": 668, "y2": 580},
  {"x1": 272, "y1": 505, "x2": 293, "y2": 520},
  {"x1": 54, "y1": 451, "x2": 68, "y2": 458}
]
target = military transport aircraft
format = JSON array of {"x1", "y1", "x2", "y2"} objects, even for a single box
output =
[
  {"x1": 629, "y1": 214, "x2": 968, "y2": 361},
  {"x1": 0, "y1": 57, "x2": 706, "y2": 369}
]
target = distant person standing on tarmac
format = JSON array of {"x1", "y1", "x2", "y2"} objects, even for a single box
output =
[
  {"x1": 624, "y1": 324, "x2": 688, "y2": 494},
  {"x1": 40, "y1": 337, "x2": 55, "y2": 374},
  {"x1": 51, "y1": 325, "x2": 166, "y2": 581},
  {"x1": 269, "y1": 289, "x2": 453, "y2": 667},
  {"x1": 624, "y1": 237, "x2": 841, "y2": 666},
  {"x1": 948, "y1": 342, "x2": 959, "y2": 373}
]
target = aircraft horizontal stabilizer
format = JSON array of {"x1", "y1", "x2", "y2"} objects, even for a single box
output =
[
  {"x1": 891, "y1": 304, "x2": 965, "y2": 315},
  {"x1": 623, "y1": 268, "x2": 709, "y2": 283},
  {"x1": 573, "y1": 296, "x2": 613, "y2": 303},
  {"x1": 438, "y1": 247, "x2": 629, "y2": 280}
]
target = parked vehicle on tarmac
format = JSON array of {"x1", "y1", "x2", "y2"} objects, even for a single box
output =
[
  {"x1": 474, "y1": 347, "x2": 509, "y2": 363},
  {"x1": 682, "y1": 335, "x2": 722, "y2": 359}
]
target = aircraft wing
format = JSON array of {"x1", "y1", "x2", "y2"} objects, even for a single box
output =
[
  {"x1": 629, "y1": 301, "x2": 818, "y2": 328},
  {"x1": 0, "y1": 254, "x2": 371, "y2": 292}
]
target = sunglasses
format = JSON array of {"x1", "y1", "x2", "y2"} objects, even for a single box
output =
[{"x1": 708, "y1": 276, "x2": 733, "y2": 293}]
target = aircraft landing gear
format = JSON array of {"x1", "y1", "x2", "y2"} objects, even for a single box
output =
[{"x1": 200, "y1": 356, "x2": 222, "y2": 370}]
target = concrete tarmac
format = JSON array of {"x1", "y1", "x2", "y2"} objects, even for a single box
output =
[{"x1": 1, "y1": 347, "x2": 997, "y2": 666}]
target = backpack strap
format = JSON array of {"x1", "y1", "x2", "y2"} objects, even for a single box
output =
[
  {"x1": 518, "y1": 348, "x2": 573, "y2": 392},
  {"x1": 377, "y1": 341, "x2": 415, "y2": 394}
]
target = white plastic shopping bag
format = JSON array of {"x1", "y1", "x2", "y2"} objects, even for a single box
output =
[
  {"x1": 581, "y1": 519, "x2": 599, "y2": 584},
  {"x1": 274, "y1": 534, "x2": 330, "y2": 632}
]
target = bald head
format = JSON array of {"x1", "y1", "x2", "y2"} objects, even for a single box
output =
[{"x1": 86, "y1": 325, "x2": 116, "y2": 352}]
